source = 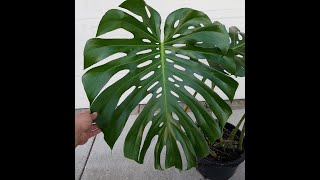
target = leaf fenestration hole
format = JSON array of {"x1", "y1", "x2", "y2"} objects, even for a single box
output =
[
  {"x1": 174, "y1": 64, "x2": 186, "y2": 71},
  {"x1": 159, "y1": 122, "x2": 164, "y2": 127},
  {"x1": 223, "y1": 70, "x2": 231, "y2": 75},
  {"x1": 139, "y1": 93, "x2": 153, "y2": 106},
  {"x1": 193, "y1": 73, "x2": 203, "y2": 80},
  {"x1": 139, "y1": 121, "x2": 152, "y2": 156},
  {"x1": 139, "y1": 134, "x2": 158, "y2": 160},
  {"x1": 200, "y1": 23, "x2": 204, "y2": 27},
  {"x1": 188, "y1": 26, "x2": 195, "y2": 29},
  {"x1": 172, "y1": 44, "x2": 186, "y2": 48},
  {"x1": 238, "y1": 34, "x2": 243, "y2": 40},
  {"x1": 174, "y1": 84, "x2": 180, "y2": 88},
  {"x1": 195, "y1": 90, "x2": 204, "y2": 101},
  {"x1": 155, "y1": 54, "x2": 160, "y2": 59},
  {"x1": 97, "y1": 28, "x2": 134, "y2": 39},
  {"x1": 168, "y1": 77, "x2": 175, "y2": 82},
  {"x1": 173, "y1": 75, "x2": 183, "y2": 82},
  {"x1": 85, "y1": 52, "x2": 127, "y2": 70},
  {"x1": 196, "y1": 42, "x2": 203, "y2": 44},
  {"x1": 140, "y1": 71, "x2": 155, "y2": 81},
  {"x1": 166, "y1": 58, "x2": 173, "y2": 63},
  {"x1": 154, "y1": 108, "x2": 161, "y2": 116},
  {"x1": 156, "y1": 93, "x2": 162, "y2": 98},
  {"x1": 118, "y1": 7, "x2": 143, "y2": 22},
  {"x1": 176, "y1": 140, "x2": 187, "y2": 170},
  {"x1": 204, "y1": 79, "x2": 212, "y2": 88},
  {"x1": 137, "y1": 60, "x2": 153, "y2": 68},
  {"x1": 97, "y1": 69, "x2": 130, "y2": 97},
  {"x1": 142, "y1": 39, "x2": 151, "y2": 43},
  {"x1": 136, "y1": 49, "x2": 152, "y2": 55},
  {"x1": 180, "y1": 126, "x2": 186, "y2": 133},
  {"x1": 165, "y1": 50, "x2": 172, "y2": 54},
  {"x1": 174, "y1": 20, "x2": 180, "y2": 28},
  {"x1": 198, "y1": 58, "x2": 209, "y2": 66},
  {"x1": 145, "y1": 6, "x2": 151, "y2": 18},
  {"x1": 185, "y1": 112, "x2": 197, "y2": 123},
  {"x1": 175, "y1": 54, "x2": 190, "y2": 60},
  {"x1": 172, "y1": 112, "x2": 179, "y2": 120},
  {"x1": 160, "y1": 146, "x2": 167, "y2": 169},
  {"x1": 170, "y1": 90, "x2": 179, "y2": 98},
  {"x1": 147, "y1": 27, "x2": 153, "y2": 34},
  {"x1": 156, "y1": 87, "x2": 162, "y2": 94},
  {"x1": 157, "y1": 65, "x2": 161, "y2": 68},
  {"x1": 117, "y1": 86, "x2": 136, "y2": 106},
  {"x1": 147, "y1": 81, "x2": 159, "y2": 91},
  {"x1": 184, "y1": 85, "x2": 195, "y2": 96},
  {"x1": 173, "y1": 34, "x2": 181, "y2": 38}
]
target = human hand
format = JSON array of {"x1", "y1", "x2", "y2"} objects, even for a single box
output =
[{"x1": 75, "y1": 110, "x2": 101, "y2": 147}]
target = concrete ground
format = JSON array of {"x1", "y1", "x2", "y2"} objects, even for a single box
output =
[{"x1": 75, "y1": 109, "x2": 245, "y2": 180}]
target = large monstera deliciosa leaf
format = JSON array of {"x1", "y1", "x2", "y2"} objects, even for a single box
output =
[{"x1": 82, "y1": 0, "x2": 240, "y2": 170}]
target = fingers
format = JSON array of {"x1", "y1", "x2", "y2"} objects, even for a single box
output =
[
  {"x1": 76, "y1": 110, "x2": 91, "y2": 120},
  {"x1": 88, "y1": 124, "x2": 99, "y2": 131},
  {"x1": 76, "y1": 111, "x2": 98, "y2": 123},
  {"x1": 87, "y1": 128, "x2": 102, "y2": 138}
]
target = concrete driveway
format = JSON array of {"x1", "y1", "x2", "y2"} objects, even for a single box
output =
[{"x1": 75, "y1": 107, "x2": 245, "y2": 180}]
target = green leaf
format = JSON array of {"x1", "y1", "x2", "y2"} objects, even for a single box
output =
[
  {"x1": 205, "y1": 26, "x2": 245, "y2": 77},
  {"x1": 229, "y1": 113, "x2": 245, "y2": 141},
  {"x1": 229, "y1": 26, "x2": 245, "y2": 77},
  {"x1": 82, "y1": 0, "x2": 238, "y2": 170}
]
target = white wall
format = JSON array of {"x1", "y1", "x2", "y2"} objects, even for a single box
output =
[{"x1": 75, "y1": 0, "x2": 245, "y2": 108}]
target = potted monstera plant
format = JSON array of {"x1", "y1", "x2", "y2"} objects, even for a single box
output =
[
  {"x1": 196, "y1": 113, "x2": 245, "y2": 180},
  {"x1": 82, "y1": 0, "x2": 244, "y2": 178},
  {"x1": 193, "y1": 26, "x2": 245, "y2": 180}
]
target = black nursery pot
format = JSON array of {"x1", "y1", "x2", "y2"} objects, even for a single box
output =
[{"x1": 196, "y1": 123, "x2": 245, "y2": 180}]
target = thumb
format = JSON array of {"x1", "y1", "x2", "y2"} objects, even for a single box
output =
[{"x1": 91, "y1": 112, "x2": 98, "y2": 120}]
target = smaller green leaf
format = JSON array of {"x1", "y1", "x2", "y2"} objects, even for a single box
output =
[{"x1": 229, "y1": 26, "x2": 245, "y2": 77}]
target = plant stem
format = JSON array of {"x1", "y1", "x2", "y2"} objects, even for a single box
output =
[
  {"x1": 214, "y1": 148, "x2": 231, "y2": 156},
  {"x1": 229, "y1": 113, "x2": 245, "y2": 141},
  {"x1": 219, "y1": 137, "x2": 225, "y2": 148},
  {"x1": 239, "y1": 123, "x2": 245, "y2": 151},
  {"x1": 213, "y1": 140, "x2": 236, "y2": 147},
  {"x1": 209, "y1": 148, "x2": 217, "y2": 157}
]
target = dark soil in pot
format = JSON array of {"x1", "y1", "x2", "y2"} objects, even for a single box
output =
[{"x1": 196, "y1": 123, "x2": 245, "y2": 180}]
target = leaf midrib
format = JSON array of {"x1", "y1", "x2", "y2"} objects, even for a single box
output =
[{"x1": 160, "y1": 42, "x2": 169, "y2": 115}]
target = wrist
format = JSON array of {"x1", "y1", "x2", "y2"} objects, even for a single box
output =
[
  {"x1": 75, "y1": 123, "x2": 80, "y2": 147},
  {"x1": 75, "y1": 135, "x2": 78, "y2": 147}
]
